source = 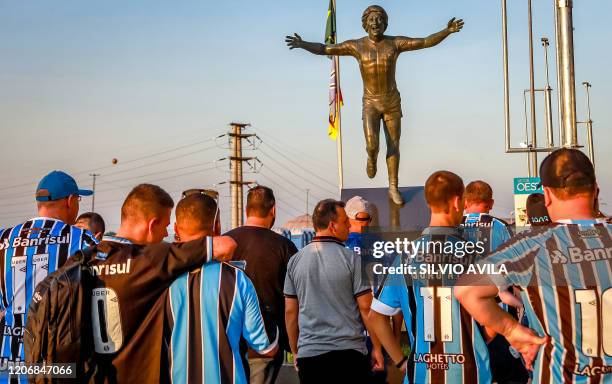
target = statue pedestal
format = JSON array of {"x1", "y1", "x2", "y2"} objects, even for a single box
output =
[{"x1": 341, "y1": 186, "x2": 430, "y2": 230}]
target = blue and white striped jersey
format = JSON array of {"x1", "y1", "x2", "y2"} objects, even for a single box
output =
[
  {"x1": 372, "y1": 227, "x2": 491, "y2": 384},
  {"x1": 461, "y1": 212, "x2": 515, "y2": 312},
  {"x1": 0, "y1": 217, "x2": 96, "y2": 377},
  {"x1": 460, "y1": 213, "x2": 512, "y2": 253},
  {"x1": 461, "y1": 213, "x2": 528, "y2": 382},
  {"x1": 486, "y1": 220, "x2": 612, "y2": 384},
  {"x1": 166, "y1": 261, "x2": 278, "y2": 384}
]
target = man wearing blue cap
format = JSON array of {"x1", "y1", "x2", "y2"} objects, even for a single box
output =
[{"x1": 0, "y1": 170, "x2": 97, "y2": 378}]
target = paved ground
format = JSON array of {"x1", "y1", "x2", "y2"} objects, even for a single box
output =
[{"x1": 276, "y1": 363, "x2": 404, "y2": 383}]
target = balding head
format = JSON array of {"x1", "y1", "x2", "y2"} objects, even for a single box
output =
[{"x1": 464, "y1": 180, "x2": 494, "y2": 214}]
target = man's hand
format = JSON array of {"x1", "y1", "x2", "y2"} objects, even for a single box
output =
[
  {"x1": 371, "y1": 347, "x2": 385, "y2": 372},
  {"x1": 504, "y1": 323, "x2": 548, "y2": 370},
  {"x1": 285, "y1": 33, "x2": 304, "y2": 49},
  {"x1": 447, "y1": 17, "x2": 464, "y2": 33},
  {"x1": 292, "y1": 353, "x2": 299, "y2": 372},
  {"x1": 212, "y1": 236, "x2": 237, "y2": 262}
]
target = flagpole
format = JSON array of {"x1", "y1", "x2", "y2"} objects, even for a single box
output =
[{"x1": 333, "y1": 0, "x2": 344, "y2": 196}]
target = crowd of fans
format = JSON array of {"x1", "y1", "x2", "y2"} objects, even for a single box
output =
[{"x1": 0, "y1": 148, "x2": 609, "y2": 384}]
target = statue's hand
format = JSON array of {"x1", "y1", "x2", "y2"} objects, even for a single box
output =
[
  {"x1": 285, "y1": 33, "x2": 304, "y2": 49},
  {"x1": 447, "y1": 17, "x2": 464, "y2": 33}
]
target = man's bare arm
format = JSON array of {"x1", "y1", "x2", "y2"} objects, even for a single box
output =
[
  {"x1": 286, "y1": 33, "x2": 354, "y2": 56},
  {"x1": 368, "y1": 310, "x2": 406, "y2": 370},
  {"x1": 455, "y1": 280, "x2": 547, "y2": 370},
  {"x1": 356, "y1": 293, "x2": 384, "y2": 370},
  {"x1": 391, "y1": 313, "x2": 404, "y2": 343},
  {"x1": 285, "y1": 297, "x2": 299, "y2": 356}
]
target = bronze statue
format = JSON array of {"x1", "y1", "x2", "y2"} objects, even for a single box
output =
[{"x1": 286, "y1": 5, "x2": 464, "y2": 205}]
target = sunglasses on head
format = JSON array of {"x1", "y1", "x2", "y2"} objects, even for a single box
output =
[
  {"x1": 181, "y1": 188, "x2": 219, "y2": 200},
  {"x1": 354, "y1": 214, "x2": 372, "y2": 222},
  {"x1": 176, "y1": 189, "x2": 220, "y2": 241}
]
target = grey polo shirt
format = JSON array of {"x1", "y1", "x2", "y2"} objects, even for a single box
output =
[{"x1": 283, "y1": 236, "x2": 370, "y2": 358}]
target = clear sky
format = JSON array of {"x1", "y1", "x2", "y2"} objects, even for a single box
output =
[{"x1": 0, "y1": 0, "x2": 610, "y2": 232}]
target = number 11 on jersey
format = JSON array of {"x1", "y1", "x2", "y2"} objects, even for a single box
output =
[{"x1": 420, "y1": 287, "x2": 454, "y2": 343}]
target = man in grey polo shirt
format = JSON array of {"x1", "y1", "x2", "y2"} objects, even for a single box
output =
[{"x1": 284, "y1": 199, "x2": 383, "y2": 383}]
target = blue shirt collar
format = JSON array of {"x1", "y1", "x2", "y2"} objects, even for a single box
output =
[
  {"x1": 422, "y1": 226, "x2": 460, "y2": 236},
  {"x1": 102, "y1": 235, "x2": 133, "y2": 245},
  {"x1": 556, "y1": 218, "x2": 606, "y2": 225}
]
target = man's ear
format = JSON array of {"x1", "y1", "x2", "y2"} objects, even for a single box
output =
[
  {"x1": 94, "y1": 232, "x2": 103, "y2": 241},
  {"x1": 148, "y1": 217, "x2": 159, "y2": 236},
  {"x1": 543, "y1": 187, "x2": 553, "y2": 208},
  {"x1": 66, "y1": 195, "x2": 76, "y2": 210},
  {"x1": 462, "y1": 199, "x2": 471, "y2": 213},
  {"x1": 270, "y1": 205, "x2": 276, "y2": 219},
  {"x1": 214, "y1": 218, "x2": 221, "y2": 236},
  {"x1": 327, "y1": 221, "x2": 336, "y2": 236},
  {"x1": 452, "y1": 196, "x2": 461, "y2": 213},
  {"x1": 489, "y1": 199, "x2": 495, "y2": 211},
  {"x1": 173, "y1": 222, "x2": 180, "y2": 238}
]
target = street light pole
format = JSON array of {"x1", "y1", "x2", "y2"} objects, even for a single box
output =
[{"x1": 90, "y1": 173, "x2": 100, "y2": 212}]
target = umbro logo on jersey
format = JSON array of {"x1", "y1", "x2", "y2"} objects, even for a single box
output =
[
  {"x1": 33, "y1": 291, "x2": 43, "y2": 303},
  {"x1": 551, "y1": 247, "x2": 612, "y2": 264}
]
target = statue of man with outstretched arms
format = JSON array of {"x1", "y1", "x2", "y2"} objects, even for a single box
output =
[{"x1": 286, "y1": 5, "x2": 464, "y2": 205}]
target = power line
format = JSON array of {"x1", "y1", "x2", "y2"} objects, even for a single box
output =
[
  {"x1": 257, "y1": 148, "x2": 337, "y2": 196},
  {"x1": 260, "y1": 141, "x2": 338, "y2": 191},
  {"x1": 273, "y1": 195, "x2": 303, "y2": 216},
  {"x1": 257, "y1": 171, "x2": 325, "y2": 203},
  {"x1": 72, "y1": 135, "x2": 224, "y2": 176},
  {"x1": 0, "y1": 163, "x2": 221, "y2": 212},
  {"x1": 96, "y1": 144, "x2": 218, "y2": 178},
  {"x1": 0, "y1": 134, "x2": 224, "y2": 193},
  {"x1": 255, "y1": 127, "x2": 361, "y2": 178},
  {"x1": 100, "y1": 161, "x2": 220, "y2": 185}
]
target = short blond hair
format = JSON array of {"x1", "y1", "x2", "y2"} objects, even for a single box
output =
[{"x1": 425, "y1": 171, "x2": 464, "y2": 212}]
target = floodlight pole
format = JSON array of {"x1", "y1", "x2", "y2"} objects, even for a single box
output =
[{"x1": 555, "y1": 0, "x2": 578, "y2": 147}]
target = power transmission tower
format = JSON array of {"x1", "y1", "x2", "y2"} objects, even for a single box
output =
[{"x1": 228, "y1": 123, "x2": 257, "y2": 229}]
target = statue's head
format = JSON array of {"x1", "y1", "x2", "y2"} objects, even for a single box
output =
[{"x1": 362, "y1": 5, "x2": 388, "y2": 38}]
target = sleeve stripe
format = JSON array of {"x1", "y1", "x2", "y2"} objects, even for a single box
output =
[
  {"x1": 354, "y1": 288, "x2": 372, "y2": 298},
  {"x1": 371, "y1": 298, "x2": 401, "y2": 316},
  {"x1": 255, "y1": 326, "x2": 279, "y2": 355},
  {"x1": 284, "y1": 294, "x2": 298, "y2": 299}
]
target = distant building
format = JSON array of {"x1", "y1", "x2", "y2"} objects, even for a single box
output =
[{"x1": 274, "y1": 214, "x2": 315, "y2": 249}]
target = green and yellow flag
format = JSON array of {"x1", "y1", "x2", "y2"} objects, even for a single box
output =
[{"x1": 325, "y1": 0, "x2": 343, "y2": 140}]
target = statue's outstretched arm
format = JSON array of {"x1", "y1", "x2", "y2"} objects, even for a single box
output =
[
  {"x1": 397, "y1": 18, "x2": 464, "y2": 52},
  {"x1": 286, "y1": 33, "x2": 355, "y2": 56}
]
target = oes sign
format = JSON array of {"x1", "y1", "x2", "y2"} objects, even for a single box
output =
[{"x1": 514, "y1": 177, "x2": 543, "y2": 227}]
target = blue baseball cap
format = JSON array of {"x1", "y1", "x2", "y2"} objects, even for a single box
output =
[{"x1": 35, "y1": 171, "x2": 93, "y2": 202}]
